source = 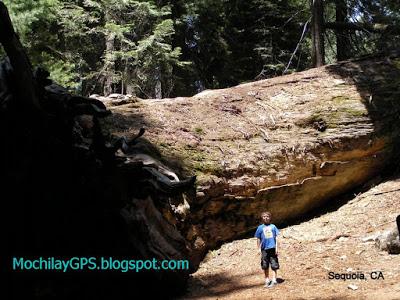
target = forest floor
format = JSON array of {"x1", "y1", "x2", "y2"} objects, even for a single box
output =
[{"x1": 180, "y1": 177, "x2": 400, "y2": 300}]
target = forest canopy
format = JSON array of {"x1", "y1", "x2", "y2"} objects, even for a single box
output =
[{"x1": 2, "y1": 0, "x2": 400, "y2": 98}]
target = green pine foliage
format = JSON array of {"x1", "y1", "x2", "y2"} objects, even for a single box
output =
[
  {"x1": 1, "y1": 0, "x2": 400, "y2": 97},
  {"x1": 2, "y1": 0, "x2": 187, "y2": 97}
]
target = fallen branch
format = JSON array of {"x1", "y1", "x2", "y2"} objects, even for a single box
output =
[
  {"x1": 283, "y1": 18, "x2": 310, "y2": 75},
  {"x1": 370, "y1": 188, "x2": 400, "y2": 196},
  {"x1": 315, "y1": 233, "x2": 352, "y2": 242},
  {"x1": 325, "y1": 22, "x2": 400, "y2": 35}
]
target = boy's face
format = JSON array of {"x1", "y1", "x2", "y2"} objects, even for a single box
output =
[{"x1": 261, "y1": 213, "x2": 271, "y2": 224}]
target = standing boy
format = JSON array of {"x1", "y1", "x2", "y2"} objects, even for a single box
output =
[{"x1": 255, "y1": 211, "x2": 280, "y2": 288}]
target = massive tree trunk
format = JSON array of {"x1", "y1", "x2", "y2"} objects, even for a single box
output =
[
  {"x1": 335, "y1": 0, "x2": 350, "y2": 61},
  {"x1": 103, "y1": 10, "x2": 116, "y2": 96},
  {"x1": 154, "y1": 66, "x2": 162, "y2": 99},
  {"x1": 103, "y1": 32, "x2": 116, "y2": 96},
  {"x1": 311, "y1": 0, "x2": 325, "y2": 67},
  {"x1": 104, "y1": 51, "x2": 400, "y2": 266}
]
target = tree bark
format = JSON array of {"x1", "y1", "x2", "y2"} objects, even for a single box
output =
[
  {"x1": 103, "y1": 8, "x2": 116, "y2": 96},
  {"x1": 154, "y1": 66, "x2": 162, "y2": 99},
  {"x1": 311, "y1": 0, "x2": 325, "y2": 67},
  {"x1": 103, "y1": 31, "x2": 116, "y2": 96},
  {"x1": 335, "y1": 0, "x2": 350, "y2": 61}
]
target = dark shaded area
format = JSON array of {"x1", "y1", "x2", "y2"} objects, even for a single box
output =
[
  {"x1": 181, "y1": 271, "x2": 261, "y2": 299},
  {"x1": 180, "y1": 270, "x2": 287, "y2": 299},
  {"x1": 1, "y1": 2, "x2": 195, "y2": 298},
  {"x1": 325, "y1": 51, "x2": 400, "y2": 138},
  {"x1": 2, "y1": 61, "x2": 190, "y2": 299}
]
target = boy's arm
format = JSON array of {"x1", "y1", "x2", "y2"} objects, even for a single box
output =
[
  {"x1": 255, "y1": 227, "x2": 261, "y2": 252},
  {"x1": 274, "y1": 226, "x2": 280, "y2": 255}
]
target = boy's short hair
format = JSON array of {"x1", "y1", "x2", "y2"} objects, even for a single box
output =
[{"x1": 261, "y1": 211, "x2": 271, "y2": 218}]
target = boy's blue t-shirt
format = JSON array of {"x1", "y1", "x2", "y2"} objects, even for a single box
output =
[{"x1": 255, "y1": 224, "x2": 279, "y2": 250}]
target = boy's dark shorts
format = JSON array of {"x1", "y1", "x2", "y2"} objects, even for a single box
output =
[{"x1": 261, "y1": 248, "x2": 279, "y2": 270}]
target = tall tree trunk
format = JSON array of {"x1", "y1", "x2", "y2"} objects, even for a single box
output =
[
  {"x1": 311, "y1": 0, "x2": 325, "y2": 67},
  {"x1": 154, "y1": 67, "x2": 162, "y2": 99},
  {"x1": 103, "y1": 31, "x2": 115, "y2": 96},
  {"x1": 336, "y1": 0, "x2": 349, "y2": 61},
  {"x1": 124, "y1": 58, "x2": 135, "y2": 95},
  {"x1": 126, "y1": 79, "x2": 135, "y2": 95},
  {"x1": 103, "y1": 8, "x2": 116, "y2": 96}
]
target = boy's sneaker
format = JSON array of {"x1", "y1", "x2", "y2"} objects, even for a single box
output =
[
  {"x1": 263, "y1": 279, "x2": 271, "y2": 288},
  {"x1": 267, "y1": 280, "x2": 277, "y2": 288}
]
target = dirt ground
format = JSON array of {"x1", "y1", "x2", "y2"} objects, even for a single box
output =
[{"x1": 181, "y1": 177, "x2": 400, "y2": 300}]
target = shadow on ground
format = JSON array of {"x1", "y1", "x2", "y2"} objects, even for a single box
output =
[{"x1": 180, "y1": 271, "x2": 261, "y2": 299}]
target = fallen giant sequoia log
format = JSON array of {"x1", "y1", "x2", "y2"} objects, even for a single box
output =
[{"x1": 105, "y1": 52, "x2": 400, "y2": 266}]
